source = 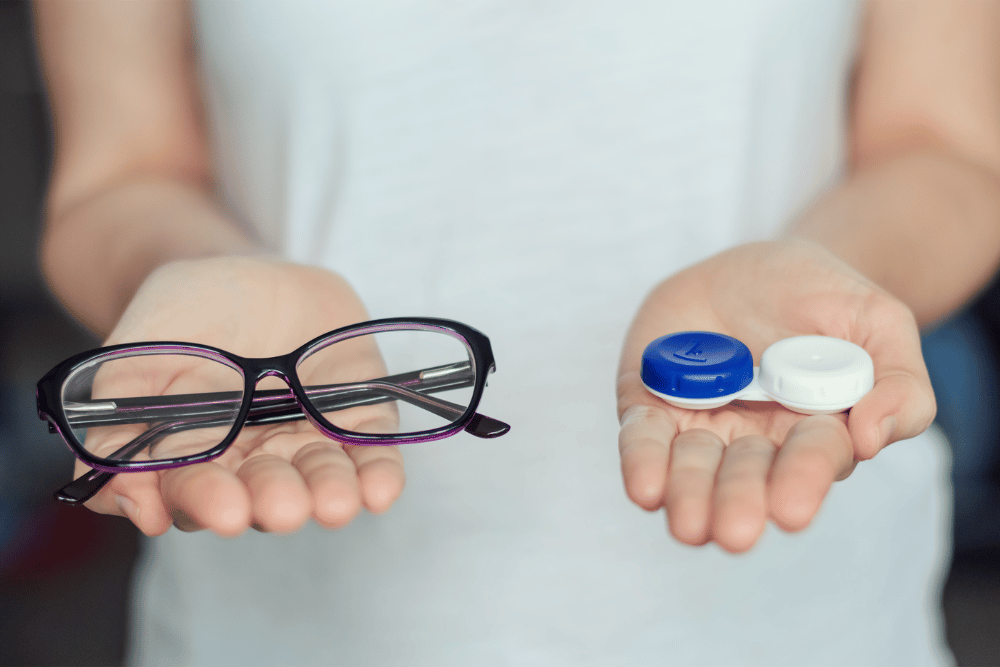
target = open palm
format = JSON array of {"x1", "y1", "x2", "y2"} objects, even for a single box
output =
[
  {"x1": 617, "y1": 240, "x2": 936, "y2": 552},
  {"x1": 78, "y1": 256, "x2": 406, "y2": 537}
]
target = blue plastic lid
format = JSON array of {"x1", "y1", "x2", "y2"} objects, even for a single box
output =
[{"x1": 641, "y1": 331, "x2": 754, "y2": 399}]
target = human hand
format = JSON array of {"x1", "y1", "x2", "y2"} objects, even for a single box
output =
[
  {"x1": 74, "y1": 256, "x2": 406, "y2": 536},
  {"x1": 617, "y1": 240, "x2": 936, "y2": 552}
]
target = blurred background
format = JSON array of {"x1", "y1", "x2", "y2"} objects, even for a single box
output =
[{"x1": 0, "y1": 1, "x2": 997, "y2": 665}]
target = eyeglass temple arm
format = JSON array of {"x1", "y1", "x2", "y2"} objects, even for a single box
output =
[
  {"x1": 55, "y1": 379, "x2": 510, "y2": 505},
  {"x1": 55, "y1": 417, "x2": 195, "y2": 502},
  {"x1": 62, "y1": 362, "x2": 491, "y2": 427},
  {"x1": 61, "y1": 363, "x2": 509, "y2": 438},
  {"x1": 57, "y1": 401, "x2": 324, "y2": 504}
]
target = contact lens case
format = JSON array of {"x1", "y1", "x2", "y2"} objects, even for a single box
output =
[{"x1": 640, "y1": 331, "x2": 874, "y2": 415}]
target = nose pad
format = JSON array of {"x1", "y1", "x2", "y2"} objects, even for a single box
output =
[
  {"x1": 252, "y1": 370, "x2": 313, "y2": 420},
  {"x1": 246, "y1": 370, "x2": 307, "y2": 422},
  {"x1": 255, "y1": 369, "x2": 296, "y2": 392}
]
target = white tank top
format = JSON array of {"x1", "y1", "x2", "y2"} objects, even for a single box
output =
[{"x1": 129, "y1": 3, "x2": 954, "y2": 665}]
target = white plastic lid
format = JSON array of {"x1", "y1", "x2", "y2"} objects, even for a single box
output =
[{"x1": 757, "y1": 336, "x2": 874, "y2": 414}]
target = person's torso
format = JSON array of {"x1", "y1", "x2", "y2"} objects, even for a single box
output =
[{"x1": 127, "y1": 4, "x2": 954, "y2": 665}]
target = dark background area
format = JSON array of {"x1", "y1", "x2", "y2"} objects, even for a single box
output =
[
  {"x1": 0, "y1": 1, "x2": 997, "y2": 665},
  {"x1": 1, "y1": 2, "x2": 137, "y2": 665}
]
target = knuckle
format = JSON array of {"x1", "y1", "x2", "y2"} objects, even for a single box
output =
[
  {"x1": 792, "y1": 447, "x2": 838, "y2": 475},
  {"x1": 291, "y1": 440, "x2": 344, "y2": 467},
  {"x1": 619, "y1": 404, "x2": 663, "y2": 431},
  {"x1": 867, "y1": 292, "x2": 917, "y2": 331},
  {"x1": 616, "y1": 371, "x2": 660, "y2": 419},
  {"x1": 726, "y1": 436, "x2": 774, "y2": 458}
]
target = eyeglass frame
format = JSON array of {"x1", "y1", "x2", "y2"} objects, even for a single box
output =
[{"x1": 37, "y1": 317, "x2": 509, "y2": 504}]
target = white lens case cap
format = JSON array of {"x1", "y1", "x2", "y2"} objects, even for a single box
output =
[
  {"x1": 756, "y1": 336, "x2": 874, "y2": 414},
  {"x1": 641, "y1": 333, "x2": 874, "y2": 415}
]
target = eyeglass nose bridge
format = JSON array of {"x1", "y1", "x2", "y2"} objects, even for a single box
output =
[
  {"x1": 241, "y1": 355, "x2": 410, "y2": 446},
  {"x1": 242, "y1": 352, "x2": 299, "y2": 380},
  {"x1": 242, "y1": 359, "x2": 342, "y2": 439},
  {"x1": 243, "y1": 359, "x2": 309, "y2": 409}
]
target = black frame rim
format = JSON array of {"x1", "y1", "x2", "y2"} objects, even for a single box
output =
[{"x1": 37, "y1": 317, "x2": 496, "y2": 472}]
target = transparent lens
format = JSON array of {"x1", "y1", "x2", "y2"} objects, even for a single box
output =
[
  {"x1": 60, "y1": 350, "x2": 245, "y2": 465},
  {"x1": 296, "y1": 328, "x2": 476, "y2": 438}
]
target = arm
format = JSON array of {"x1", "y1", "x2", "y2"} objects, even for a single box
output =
[
  {"x1": 617, "y1": 0, "x2": 1000, "y2": 551},
  {"x1": 34, "y1": 0, "x2": 405, "y2": 536},
  {"x1": 35, "y1": 0, "x2": 250, "y2": 335},
  {"x1": 790, "y1": 0, "x2": 1000, "y2": 327}
]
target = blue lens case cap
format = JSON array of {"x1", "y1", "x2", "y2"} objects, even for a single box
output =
[{"x1": 641, "y1": 331, "x2": 754, "y2": 400}]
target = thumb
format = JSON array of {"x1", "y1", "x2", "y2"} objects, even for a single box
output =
[{"x1": 847, "y1": 369, "x2": 936, "y2": 460}]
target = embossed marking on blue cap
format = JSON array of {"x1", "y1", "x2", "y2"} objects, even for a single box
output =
[{"x1": 673, "y1": 341, "x2": 708, "y2": 363}]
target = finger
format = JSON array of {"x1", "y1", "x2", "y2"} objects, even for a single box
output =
[
  {"x1": 711, "y1": 435, "x2": 776, "y2": 553},
  {"x1": 81, "y1": 465, "x2": 173, "y2": 537},
  {"x1": 848, "y1": 370, "x2": 936, "y2": 460},
  {"x1": 850, "y1": 303, "x2": 936, "y2": 459},
  {"x1": 768, "y1": 415, "x2": 853, "y2": 532},
  {"x1": 236, "y1": 454, "x2": 312, "y2": 533},
  {"x1": 160, "y1": 462, "x2": 252, "y2": 537},
  {"x1": 343, "y1": 443, "x2": 405, "y2": 514},
  {"x1": 291, "y1": 441, "x2": 363, "y2": 528},
  {"x1": 618, "y1": 404, "x2": 678, "y2": 510},
  {"x1": 665, "y1": 429, "x2": 725, "y2": 545}
]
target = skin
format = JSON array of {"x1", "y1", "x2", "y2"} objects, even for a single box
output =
[
  {"x1": 75, "y1": 257, "x2": 405, "y2": 536},
  {"x1": 34, "y1": 1, "x2": 1000, "y2": 549},
  {"x1": 616, "y1": 0, "x2": 1000, "y2": 552},
  {"x1": 617, "y1": 240, "x2": 933, "y2": 551}
]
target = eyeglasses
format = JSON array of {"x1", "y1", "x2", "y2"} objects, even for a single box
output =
[{"x1": 36, "y1": 317, "x2": 509, "y2": 505}]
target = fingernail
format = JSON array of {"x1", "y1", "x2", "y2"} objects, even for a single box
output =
[
  {"x1": 116, "y1": 495, "x2": 139, "y2": 523},
  {"x1": 171, "y1": 509, "x2": 200, "y2": 532},
  {"x1": 879, "y1": 417, "x2": 897, "y2": 446}
]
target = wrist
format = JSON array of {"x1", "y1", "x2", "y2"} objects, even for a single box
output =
[{"x1": 41, "y1": 178, "x2": 266, "y2": 336}]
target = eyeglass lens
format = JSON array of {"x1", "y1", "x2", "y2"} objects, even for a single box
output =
[
  {"x1": 296, "y1": 329, "x2": 476, "y2": 437},
  {"x1": 61, "y1": 350, "x2": 246, "y2": 465}
]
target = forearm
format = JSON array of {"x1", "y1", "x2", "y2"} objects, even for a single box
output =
[
  {"x1": 786, "y1": 146, "x2": 1000, "y2": 328},
  {"x1": 41, "y1": 176, "x2": 258, "y2": 336},
  {"x1": 33, "y1": 0, "x2": 254, "y2": 336}
]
